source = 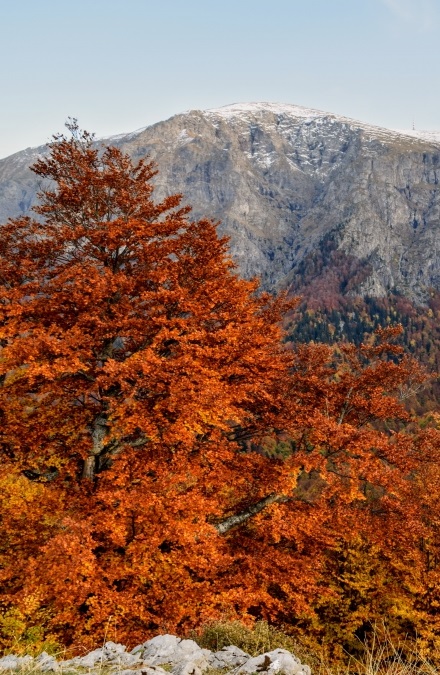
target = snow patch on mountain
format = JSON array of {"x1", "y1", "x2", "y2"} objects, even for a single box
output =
[
  {"x1": 395, "y1": 129, "x2": 440, "y2": 144},
  {"x1": 100, "y1": 125, "x2": 151, "y2": 143},
  {"x1": 203, "y1": 102, "x2": 440, "y2": 148},
  {"x1": 205, "y1": 102, "x2": 325, "y2": 120}
]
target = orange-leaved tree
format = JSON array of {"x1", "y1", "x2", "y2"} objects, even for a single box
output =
[
  {"x1": 0, "y1": 121, "x2": 300, "y2": 645},
  {"x1": 1, "y1": 121, "x2": 438, "y2": 650},
  {"x1": 280, "y1": 337, "x2": 440, "y2": 659}
]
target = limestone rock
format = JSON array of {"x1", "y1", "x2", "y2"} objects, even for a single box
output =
[
  {"x1": 0, "y1": 655, "x2": 33, "y2": 671},
  {"x1": 0, "y1": 637, "x2": 311, "y2": 675},
  {"x1": 118, "y1": 668, "x2": 169, "y2": 675},
  {"x1": 35, "y1": 652, "x2": 59, "y2": 672},
  {"x1": 209, "y1": 645, "x2": 250, "y2": 668},
  {"x1": 1, "y1": 102, "x2": 440, "y2": 304},
  {"x1": 237, "y1": 648, "x2": 311, "y2": 675},
  {"x1": 132, "y1": 634, "x2": 180, "y2": 664},
  {"x1": 62, "y1": 641, "x2": 135, "y2": 669},
  {"x1": 132, "y1": 634, "x2": 211, "y2": 675},
  {"x1": 172, "y1": 660, "x2": 208, "y2": 675}
]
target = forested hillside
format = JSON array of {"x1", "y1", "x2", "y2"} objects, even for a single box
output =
[{"x1": 285, "y1": 241, "x2": 440, "y2": 410}]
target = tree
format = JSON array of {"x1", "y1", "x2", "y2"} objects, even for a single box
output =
[
  {"x1": 0, "y1": 122, "x2": 299, "y2": 643},
  {"x1": 0, "y1": 121, "x2": 294, "y2": 481},
  {"x1": 1, "y1": 122, "x2": 438, "y2": 651}
]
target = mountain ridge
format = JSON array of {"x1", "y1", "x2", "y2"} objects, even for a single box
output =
[
  {"x1": 4, "y1": 102, "x2": 439, "y2": 163},
  {"x1": 1, "y1": 102, "x2": 440, "y2": 304}
]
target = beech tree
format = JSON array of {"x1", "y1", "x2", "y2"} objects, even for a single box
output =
[
  {"x1": 1, "y1": 122, "x2": 439, "y2": 650},
  {"x1": 0, "y1": 121, "x2": 293, "y2": 482},
  {"x1": 0, "y1": 122, "x2": 298, "y2": 641}
]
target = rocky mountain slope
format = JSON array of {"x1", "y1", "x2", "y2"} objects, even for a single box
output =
[{"x1": 1, "y1": 102, "x2": 440, "y2": 303}]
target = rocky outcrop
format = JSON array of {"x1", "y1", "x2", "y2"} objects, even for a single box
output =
[
  {"x1": 0, "y1": 635, "x2": 311, "y2": 675},
  {"x1": 1, "y1": 102, "x2": 439, "y2": 303}
]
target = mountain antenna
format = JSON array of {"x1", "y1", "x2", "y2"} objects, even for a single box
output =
[{"x1": 412, "y1": 118, "x2": 415, "y2": 130}]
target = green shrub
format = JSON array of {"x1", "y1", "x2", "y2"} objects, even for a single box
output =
[{"x1": 189, "y1": 620, "x2": 311, "y2": 662}]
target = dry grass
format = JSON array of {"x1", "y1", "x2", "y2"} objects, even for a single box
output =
[
  {"x1": 339, "y1": 627, "x2": 438, "y2": 675},
  {"x1": 190, "y1": 621, "x2": 440, "y2": 675},
  {"x1": 189, "y1": 619, "x2": 304, "y2": 657},
  {"x1": 1, "y1": 622, "x2": 440, "y2": 675}
]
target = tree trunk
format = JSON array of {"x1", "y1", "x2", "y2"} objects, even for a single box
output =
[{"x1": 82, "y1": 415, "x2": 108, "y2": 480}]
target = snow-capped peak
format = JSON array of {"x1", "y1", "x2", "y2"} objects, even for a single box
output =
[
  {"x1": 204, "y1": 101, "x2": 325, "y2": 120},
  {"x1": 201, "y1": 102, "x2": 440, "y2": 147}
]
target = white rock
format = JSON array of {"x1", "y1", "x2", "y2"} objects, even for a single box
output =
[
  {"x1": 118, "y1": 668, "x2": 169, "y2": 675},
  {"x1": 137, "y1": 634, "x2": 181, "y2": 664},
  {"x1": 0, "y1": 636, "x2": 311, "y2": 675},
  {"x1": 237, "y1": 648, "x2": 310, "y2": 675},
  {"x1": 174, "y1": 639, "x2": 205, "y2": 660},
  {"x1": 172, "y1": 649, "x2": 212, "y2": 675},
  {"x1": 172, "y1": 661, "x2": 205, "y2": 675},
  {"x1": 0, "y1": 656, "x2": 18, "y2": 671},
  {"x1": 65, "y1": 641, "x2": 129, "y2": 669},
  {"x1": 138, "y1": 635, "x2": 210, "y2": 669},
  {"x1": 0, "y1": 655, "x2": 33, "y2": 671},
  {"x1": 103, "y1": 641, "x2": 127, "y2": 659},
  {"x1": 130, "y1": 643, "x2": 144, "y2": 656},
  {"x1": 109, "y1": 653, "x2": 141, "y2": 667},
  {"x1": 68, "y1": 648, "x2": 104, "y2": 668},
  {"x1": 209, "y1": 645, "x2": 250, "y2": 668},
  {"x1": 35, "y1": 652, "x2": 59, "y2": 672}
]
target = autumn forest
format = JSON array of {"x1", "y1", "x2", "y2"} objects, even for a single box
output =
[{"x1": 2, "y1": 123, "x2": 440, "y2": 664}]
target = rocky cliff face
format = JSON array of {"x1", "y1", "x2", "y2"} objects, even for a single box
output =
[{"x1": 1, "y1": 102, "x2": 439, "y2": 303}]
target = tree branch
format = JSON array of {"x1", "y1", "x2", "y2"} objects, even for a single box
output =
[
  {"x1": 22, "y1": 467, "x2": 59, "y2": 482},
  {"x1": 215, "y1": 493, "x2": 286, "y2": 535}
]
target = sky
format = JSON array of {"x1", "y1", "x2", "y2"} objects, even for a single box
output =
[{"x1": 0, "y1": 0, "x2": 439, "y2": 159}]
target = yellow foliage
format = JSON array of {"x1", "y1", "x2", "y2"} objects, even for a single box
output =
[{"x1": 0, "y1": 604, "x2": 61, "y2": 656}]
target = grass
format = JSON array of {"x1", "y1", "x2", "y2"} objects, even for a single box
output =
[
  {"x1": 189, "y1": 619, "x2": 306, "y2": 659},
  {"x1": 340, "y1": 627, "x2": 438, "y2": 675},
  {"x1": 1, "y1": 622, "x2": 440, "y2": 675},
  {"x1": 189, "y1": 621, "x2": 440, "y2": 675}
]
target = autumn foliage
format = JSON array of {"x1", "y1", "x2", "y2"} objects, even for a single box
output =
[{"x1": 1, "y1": 123, "x2": 440, "y2": 659}]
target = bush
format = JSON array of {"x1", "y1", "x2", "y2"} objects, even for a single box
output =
[{"x1": 190, "y1": 620, "x2": 311, "y2": 663}]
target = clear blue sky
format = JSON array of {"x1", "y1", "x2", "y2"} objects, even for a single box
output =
[{"x1": 1, "y1": 0, "x2": 439, "y2": 159}]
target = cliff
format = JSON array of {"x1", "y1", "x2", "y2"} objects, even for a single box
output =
[{"x1": 1, "y1": 102, "x2": 439, "y2": 302}]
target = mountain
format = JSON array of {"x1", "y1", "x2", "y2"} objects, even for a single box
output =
[{"x1": 1, "y1": 102, "x2": 440, "y2": 304}]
